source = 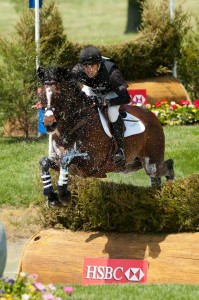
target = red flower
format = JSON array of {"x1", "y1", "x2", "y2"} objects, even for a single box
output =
[
  {"x1": 170, "y1": 104, "x2": 178, "y2": 110},
  {"x1": 179, "y1": 99, "x2": 190, "y2": 106},
  {"x1": 155, "y1": 101, "x2": 161, "y2": 107},
  {"x1": 193, "y1": 100, "x2": 199, "y2": 108}
]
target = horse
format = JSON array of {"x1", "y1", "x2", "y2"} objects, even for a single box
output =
[{"x1": 37, "y1": 66, "x2": 174, "y2": 206}]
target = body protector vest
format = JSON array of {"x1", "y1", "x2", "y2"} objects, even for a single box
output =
[{"x1": 71, "y1": 57, "x2": 130, "y2": 106}]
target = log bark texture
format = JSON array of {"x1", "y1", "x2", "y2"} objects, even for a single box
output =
[
  {"x1": 19, "y1": 229, "x2": 199, "y2": 284},
  {"x1": 127, "y1": 76, "x2": 191, "y2": 104}
]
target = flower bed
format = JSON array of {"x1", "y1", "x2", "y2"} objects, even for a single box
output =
[
  {"x1": 0, "y1": 273, "x2": 73, "y2": 300},
  {"x1": 145, "y1": 99, "x2": 199, "y2": 125}
]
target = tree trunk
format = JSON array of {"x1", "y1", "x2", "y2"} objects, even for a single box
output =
[{"x1": 125, "y1": 0, "x2": 143, "y2": 33}]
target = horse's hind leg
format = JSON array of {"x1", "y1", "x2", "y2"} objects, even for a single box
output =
[
  {"x1": 150, "y1": 177, "x2": 162, "y2": 187},
  {"x1": 142, "y1": 157, "x2": 162, "y2": 187},
  {"x1": 146, "y1": 158, "x2": 174, "y2": 187},
  {"x1": 40, "y1": 157, "x2": 61, "y2": 207},
  {"x1": 163, "y1": 158, "x2": 175, "y2": 181}
]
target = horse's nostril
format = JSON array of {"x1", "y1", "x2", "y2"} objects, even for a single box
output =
[{"x1": 44, "y1": 121, "x2": 57, "y2": 133}]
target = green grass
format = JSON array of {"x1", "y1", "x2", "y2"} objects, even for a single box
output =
[
  {"x1": 0, "y1": 136, "x2": 47, "y2": 206},
  {"x1": 0, "y1": 2, "x2": 18, "y2": 35},
  {"x1": 0, "y1": 0, "x2": 198, "y2": 45},
  {"x1": 0, "y1": 125, "x2": 198, "y2": 206},
  {"x1": 64, "y1": 283, "x2": 199, "y2": 300}
]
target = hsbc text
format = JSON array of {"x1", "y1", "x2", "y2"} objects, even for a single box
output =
[{"x1": 85, "y1": 266, "x2": 123, "y2": 281}]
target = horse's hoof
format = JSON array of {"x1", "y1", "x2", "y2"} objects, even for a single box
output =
[
  {"x1": 57, "y1": 185, "x2": 71, "y2": 205},
  {"x1": 166, "y1": 159, "x2": 175, "y2": 181},
  {"x1": 46, "y1": 199, "x2": 62, "y2": 208},
  {"x1": 59, "y1": 191, "x2": 71, "y2": 205},
  {"x1": 46, "y1": 192, "x2": 62, "y2": 208},
  {"x1": 151, "y1": 177, "x2": 162, "y2": 187}
]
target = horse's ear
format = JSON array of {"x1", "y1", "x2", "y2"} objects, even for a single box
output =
[
  {"x1": 58, "y1": 67, "x2": 71, "y2": 81},
  {"x1": 37, "y1": 67, "x2": 45, "y2": 83}
]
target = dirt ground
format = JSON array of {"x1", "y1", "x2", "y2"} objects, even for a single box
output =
[{"x1": 0, "y1": 205, "x2": 44, "y2": 241}]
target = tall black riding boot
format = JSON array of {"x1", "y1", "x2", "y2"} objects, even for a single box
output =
[{"x1": 111, "y1": 115, "x2": 126, "y2": 167}]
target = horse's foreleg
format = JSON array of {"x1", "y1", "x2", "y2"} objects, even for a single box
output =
[
  {"x1": 57, "y1": 165, "x2": 71, "y2": 204},
  {"x1": 39, "y1": 157, "x2": 60, "y2": 206},
  {"x1": 146, "y1": 158, "x2": 174, "y2": 187}
]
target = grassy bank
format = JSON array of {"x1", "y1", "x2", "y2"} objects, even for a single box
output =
[{"x1": 0, "y1": 125, "x2": 198, "y2": 207}]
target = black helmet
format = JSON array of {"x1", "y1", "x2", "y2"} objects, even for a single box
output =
[{"x1": 80, "y1": 46, "x2": 102, "y2": 65}]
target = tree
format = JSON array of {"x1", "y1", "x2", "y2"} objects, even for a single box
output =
[
  {"x1": 125, "y1": 0, "x2": 145, "y2": 33},
  {"x1": 178, "y1": 16, "x2": 199, "y2": 98},
  {"x1": 0, "y1": 1, "x2": 67, "y2": 138}
]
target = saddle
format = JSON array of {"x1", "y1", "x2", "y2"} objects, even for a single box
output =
[
  {"x1": 79, "y1": 84, "x2": 145, "y2": 138},
  {"x1": 98, "y1": 106, "x2": 145, "y2": 138}
]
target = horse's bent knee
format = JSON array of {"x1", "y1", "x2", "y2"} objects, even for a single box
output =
[{"x1": 39, "y1": 157, "x2": 52, "y2": 172}]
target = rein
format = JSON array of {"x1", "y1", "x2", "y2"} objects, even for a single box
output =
[
  {"x1": 67, "y1": 118, "x2": 88, "y2": 135},
  {"x1": 42, "y1": 79, "x2": 106, "y2": 141}
]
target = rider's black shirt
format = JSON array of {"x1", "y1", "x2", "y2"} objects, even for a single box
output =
[{"x1": 71, "y1": 58, "x2": 130, "y2": 106}]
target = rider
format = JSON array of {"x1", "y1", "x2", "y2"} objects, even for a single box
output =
[{"x1": 71, "y1": 45, "x2": 130, "y2": 166}]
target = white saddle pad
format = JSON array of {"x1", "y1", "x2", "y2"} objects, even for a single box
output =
[{"x1": 98, "y1": 108, "x2": 145, "y2": 138}]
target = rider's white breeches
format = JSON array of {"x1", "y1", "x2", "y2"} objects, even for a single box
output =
[
  {"x1": 107, "y1": 105, "x2": 120, "y2": 123},
  {"x1": 105, "y1": 91, "x2": 120, "y2": 123}
]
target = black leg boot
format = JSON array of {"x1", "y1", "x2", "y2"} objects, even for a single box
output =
[{"x1": 111, "y1": 115, "x2": 126, "y2": 167}]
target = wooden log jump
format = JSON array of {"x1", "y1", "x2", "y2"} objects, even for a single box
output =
[
  {"x1": 127, "y1": 76, "x2": 191, "y2": 104},
  {"x1": 19, "y1": 229, "x2": 199, "y2": 284}
]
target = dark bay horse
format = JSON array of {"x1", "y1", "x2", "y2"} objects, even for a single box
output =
[{"x1": 37, "y1": 67, "x2": 174, "y2": 206}]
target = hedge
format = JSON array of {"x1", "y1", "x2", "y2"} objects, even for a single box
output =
[{"x1": 42, "y1": 173, "x2": 199, "y2": 234}]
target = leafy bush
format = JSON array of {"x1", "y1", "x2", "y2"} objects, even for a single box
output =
[
  {"x1": 101, "y1": 1, "x2": 190, "y2": 81},
  {"x1": 42, "y1": 173, "x2": 199, "y2": 234}
]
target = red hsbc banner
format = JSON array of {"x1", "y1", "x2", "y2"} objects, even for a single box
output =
[
  {"x1": 128, "y1": 89, "x2": 147, "y2": 106},
  {"x1": 82, "y1": 258, "x2": 148, "y2": 285}
]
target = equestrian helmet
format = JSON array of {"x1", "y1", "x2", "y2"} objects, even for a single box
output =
[{"x1": 80, "y1": 46, "x2": 102, "y2": 65}]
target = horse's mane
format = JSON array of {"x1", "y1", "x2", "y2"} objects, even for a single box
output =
[
  {"x1": 49, "y1": 73, "x2": 100, "y2": 147},
  {"x1": 62, "y1": 76, "x2": 98, "y2": 118},
  {"x1": 38, "y1": 66, "x2": 99, "y2": 138}
]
